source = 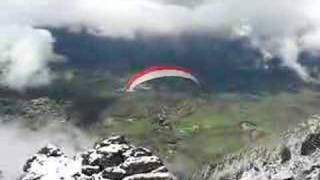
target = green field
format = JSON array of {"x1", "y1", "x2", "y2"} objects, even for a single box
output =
[
  {"x1": 32, "y1": 69, "x2": 320, "y2": 175},
  {"x1": 85, "y1": 87, "x2": 320, "y2": 171}
]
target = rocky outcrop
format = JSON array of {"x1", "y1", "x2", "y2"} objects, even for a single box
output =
[
  {"x1": 19, "y1": 97, "x2": 70, "y2": 122},
  {"x1": 0, "y1": 97, "x2": 70, "y2": 125},
  {"x1": 20, "y1": 136, "x2": 175, "y2": 180},
  {"x1": 194, "y1": 115, "x2": 320, "y2": 180}
]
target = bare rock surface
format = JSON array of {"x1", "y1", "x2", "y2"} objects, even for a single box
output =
[
  {"x1": 18, "y1": 97, "x2": 70, "y2": 122},
  {"x1": 195, "y1": 115, "x2": 320, "y2": 180},
  {"x1": 20, "y1": 136, "x2": 175, "y2": 180}
]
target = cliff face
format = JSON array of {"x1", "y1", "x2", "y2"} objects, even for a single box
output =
[
  {"x1": 195, "y1": 115, "x2": 320, "y2": 180},
  {"x1": 20, "y1": 136, "x2": 175, "y2": 180}
]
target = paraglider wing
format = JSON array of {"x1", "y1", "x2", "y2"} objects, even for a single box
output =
[{"x1": 126, "y1": 66, "x2": 200, "y2": 92}]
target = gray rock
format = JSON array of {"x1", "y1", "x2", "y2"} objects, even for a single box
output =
[
  {"x1": 301, "y1": 133, "x2": 320, "y2": 156},
  {"x1": 20, "y1": 136, "x2": 175, "y2": 180},
  {"x1": 195, "y1": 115, "x2": 320, "y2": 180},
  {"x1": 19, "y1": 97, "x2": 70, "y2": 122}
]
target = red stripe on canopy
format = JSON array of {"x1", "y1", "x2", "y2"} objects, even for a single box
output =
[{"x1": 127, "y1": 66, "x2": 194, "y2": 89}]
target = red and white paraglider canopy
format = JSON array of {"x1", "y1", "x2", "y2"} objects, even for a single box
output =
[{"x1": 126, "y1": 66, "x2": 200, "y2": 92}]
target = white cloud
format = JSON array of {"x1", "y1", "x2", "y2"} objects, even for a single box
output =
[
  {"x1": 0, "y1": 0, "x2": 320, "y2": 84},
  {"x1": 0, "y1": 26, "x2": 63, "y2": 90},
  {"x1": 302, "y1": 30, "x2": 320, "y2": 51},
  {"x1": 0, "y1": 122, "x2": 92, "y2": 179}
]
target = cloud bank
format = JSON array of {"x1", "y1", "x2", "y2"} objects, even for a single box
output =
[
  {"x1": 0, "y1": 26, "x2": 64, "y2": 90},
  {"x1": 1, "y1": 0, "x2": 320, "y2": 89},
  {"x1": 0, "y1": 122, "x2": 92, "y2": 179}
]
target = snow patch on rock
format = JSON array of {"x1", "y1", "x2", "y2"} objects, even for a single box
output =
[{"x1": 20, "y1": 136, "x2": 176, "y2": 180}]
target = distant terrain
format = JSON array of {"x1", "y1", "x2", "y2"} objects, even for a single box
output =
[{"x1": 2, "y1": 67, "x2": 320, "y2": 177}]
